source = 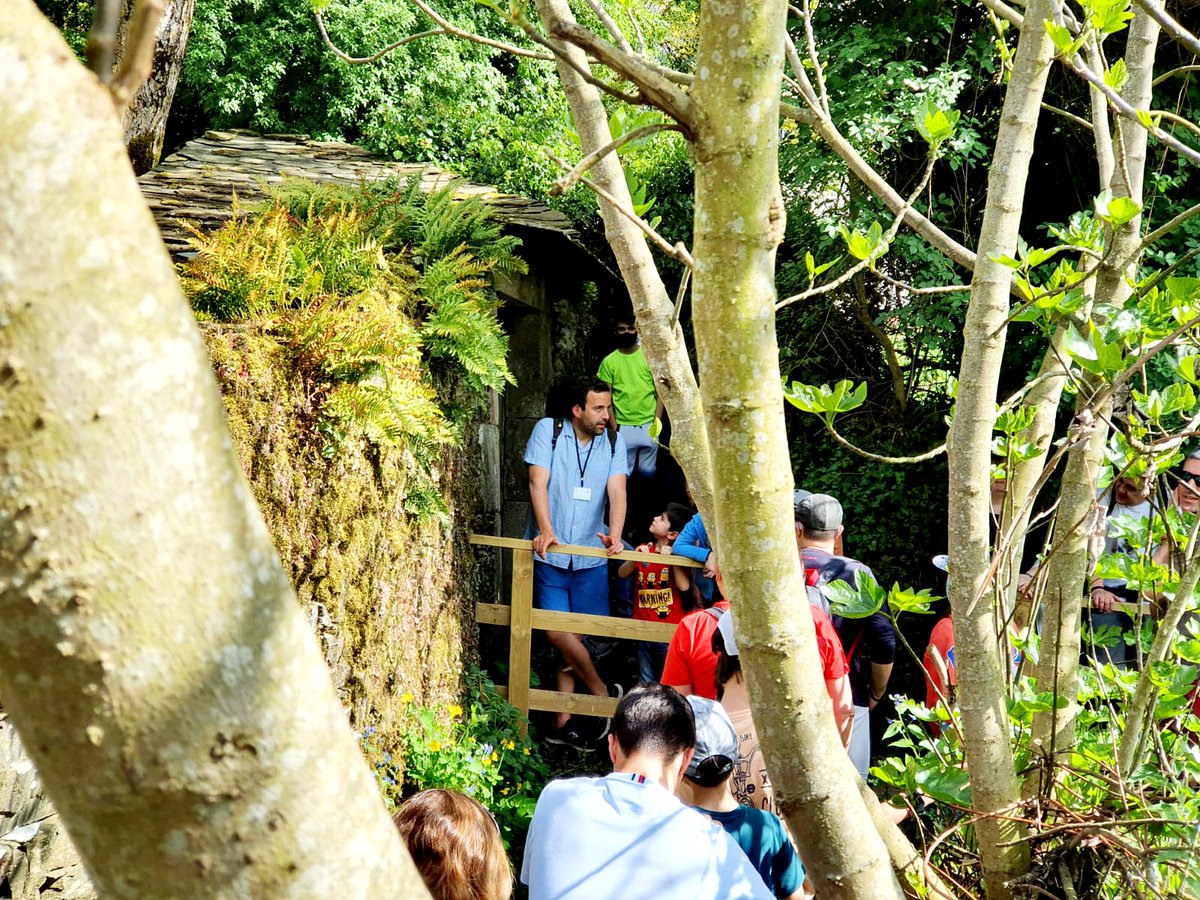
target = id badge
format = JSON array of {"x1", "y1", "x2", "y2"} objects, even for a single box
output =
[{"x1": 573, "y1": 486, "x2": 593, "y2": 501}]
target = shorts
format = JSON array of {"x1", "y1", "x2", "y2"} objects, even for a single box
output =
[{"x1": 533, "y1": 562, "x2": 610, "y2": 617}]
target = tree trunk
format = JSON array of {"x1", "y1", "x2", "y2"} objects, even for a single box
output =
[
  {"x1": 0, "y1": 6, "x2": 429, "y2": 897},
  {"x1": 946, "y1": 2, "x2": 1059, "y2": 896},
  {"x1": 114, "y1": 0, "x2": 195, "y2": 174},
  {"x1": 533, "y1": 0, "x2": 716, "y2": 526},
  {"x1": 688, "y1": 3, "x2": 900, "y2": 896},
  {"x1": 1028, "y1": 395, "x2": 1109, "y2": 773}
]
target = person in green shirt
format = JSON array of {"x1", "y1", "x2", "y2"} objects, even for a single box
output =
[{"x1": 597, "y1": 317, "x2": 663, "y2": 479}]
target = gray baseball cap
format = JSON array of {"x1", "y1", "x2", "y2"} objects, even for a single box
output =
[
  {"x1": 792, "y1": 488, "x2": 813, "y2": 518},
  {"x1": 795, "y1": 493, "x2": 843, "y2": 531},
  {"x1": 685, "y1": 696, "x2": 739, "y2": 780}
]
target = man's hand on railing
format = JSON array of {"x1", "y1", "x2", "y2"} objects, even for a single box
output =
[
  {"x1": 532, "y1": 530, "x2": 559, "y2": 559},
  {"x1": 598, "y1": 532, "x2": 622, "y2": 555}
]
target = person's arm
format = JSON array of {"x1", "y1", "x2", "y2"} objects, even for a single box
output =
[
  {"x1": 864, "y1": 609, "x2": 897, "y2": 709},
  {"x1": 617, "y1": 558, "x2": 637, "y2": 578},
  {"x1": 672, "y1": 561, "x2": 692, "y2": 592},
  {"x1": 601, "y1": 473, "x2": 627, "y2": 553},
  {"x1": 529, "y1": 465, "x2": 557, "y2": 559},
  {"x1": 661, "y1": 626, "x2": 694, "y2": 696},
  {"x1": 826, "y1": 674, "x2": 854, "y2": 748},
  {"x1": 673, "y1": 515, "x2": 711, "y2": 562}
]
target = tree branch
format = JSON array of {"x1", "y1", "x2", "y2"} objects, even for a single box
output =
[
  {"x1": 823, "y1": 419, "x2": 947, "y2": 464},
  {"x1": 85, "y1": 0, "x2": 121, "y2": 83},
  {"x1": 790, "y1": 2, "x2": 830, "y2": 118},
  {"x1": 874, "y1": 270, "x2": 971, "y2": 295},
  {"x1": 407, "y1": 0, "x2": 555, "y2": 59},
  {"x1": 779, "y1": 102, "x2": 979, "y2": 272},
  {"x1": 579, "y1": 0, "x2": 631, "y2": 54},
  {"x1": 548, "y1": 152, "x2": 694, "y2": 268},
  {"x1": 1041, "y1": 101, "x2": 1093, "y2": 131},
  {"x1": 550, "y1": 123, "x2": 681, "y2": 194},
  {"x1": 1137, "y1": 201, "x2": 1200, "y2": 251},
  {"x1": 1134, "y1": 0, "x2": 1200, "y2": 59},
  {"x1": 314, "y1": 11, "x2": 452, "y2": 65},
  {"x1": 108, "y1": 0, "x2": 165, "y2": 111},
  {"x1": 1152, "y1": 64, "x2": 1200, "y2": 88},
  {"x1": 547, "y1": 19, "x2": 698, "y2": 131},
  {"x1": 776, "y1": 153, "x2": 938, "y2": 309},
  {"x1": 980, "y1": 0, "x2": 1024, "y2": 29}
]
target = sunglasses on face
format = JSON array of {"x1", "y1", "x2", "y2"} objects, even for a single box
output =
[{"x1": 1170, "y1": 467, "x2": 1200, "y2": 487}]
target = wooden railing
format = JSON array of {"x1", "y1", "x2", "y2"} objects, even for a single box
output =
[{"x1": 469, "y1": 534, "x2": 705, "y2": 732}]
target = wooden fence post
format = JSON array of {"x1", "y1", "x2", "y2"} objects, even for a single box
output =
[{"x1": 508, "y1": 547, "x2": 534, "y2": 735}]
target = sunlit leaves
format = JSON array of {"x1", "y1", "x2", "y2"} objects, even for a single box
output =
[
  {"x1": 1095, "y1": 190, "x2": 1142, "y2": 228},
  {"x1": 783, "y1": 378, "x2": 867, "y2": 426},
  {"x1": 914, "y1": 98, "x2": 960, "y2": 148}
]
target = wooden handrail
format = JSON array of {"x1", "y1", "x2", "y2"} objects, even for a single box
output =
[
  {"x1": 468, "y1": 533, "x2": 706, "y2": 568},
  {"x1": 469, "y1": 533, "x2": 692, "y2": 733}
]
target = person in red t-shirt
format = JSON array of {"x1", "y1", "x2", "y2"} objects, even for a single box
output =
[
  {"x1": 662, "y1": 601, "x2": 729, "y2": 700},
  {"x1": 619, "y1": 504, "x2": 696, "y2": 682}
]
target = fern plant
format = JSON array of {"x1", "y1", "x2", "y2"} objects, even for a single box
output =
[{"x1": 181, "y1": 173, "x2": 520, "y2": 494}]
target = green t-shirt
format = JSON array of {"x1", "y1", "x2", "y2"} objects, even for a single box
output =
[
  {"x1": 696, "y1": 805, "x2": 804, "y2": 898},
  {"x1": 597, "y1": 348, "x2": 656, "y2": 425}
]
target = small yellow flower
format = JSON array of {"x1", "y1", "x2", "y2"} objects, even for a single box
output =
[
  {"x1": 429, "y1": 740, "x2": 442, "y2": 752},
  {"x1": 501, "y1": 787, "x2": 510, "y2": 796},
  {"x1": 490, "y1": 753, "x2": 499, "y2": 764},
  {"x1": 400, "y1": 692, "x2": 414, "y2": 704},
  {"x1": 447, "y1": 703, "x2": 463, "y2": 717},
  {"x1": 523, "y1": 748, "x2": 530, "y2": 756},
  {"x1": 502, "y1": 739, "x2": 516, "y2": 751}
]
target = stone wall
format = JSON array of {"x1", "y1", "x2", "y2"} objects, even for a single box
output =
[{"x1": 203, "y1": 326, "x2": 487, "y2": 738}]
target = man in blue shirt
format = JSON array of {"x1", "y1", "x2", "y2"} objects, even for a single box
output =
[{"x1": 526, "y1": 377, "x2": 628, "y2": 747}]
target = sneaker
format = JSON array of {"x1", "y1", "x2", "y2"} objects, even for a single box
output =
[{"x1": 545, "y1": 722, "x2": 594, "y2": 752}]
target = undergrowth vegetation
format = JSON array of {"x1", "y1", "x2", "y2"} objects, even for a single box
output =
[{"x1": 182, "y1": 176, "x2": 520, "y2": 499}]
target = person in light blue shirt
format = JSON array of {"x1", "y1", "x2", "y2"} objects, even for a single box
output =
[
  {"x1": 521, "y1": 684, "x2": 774, "y2": 900},
  {"x1": 525, "y1": 376, "x2": 628, "y2": 747}
]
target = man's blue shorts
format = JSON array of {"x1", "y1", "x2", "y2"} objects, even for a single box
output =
[{"x1": 533, "y1": 562, "x2": 609, "y2": 616}]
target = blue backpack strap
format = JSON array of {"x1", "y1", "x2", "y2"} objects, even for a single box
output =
[{"x1": 550, "y1": 417, "x2": 564, "y2": 451}]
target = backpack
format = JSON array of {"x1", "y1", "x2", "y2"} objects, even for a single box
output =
[{"x1": 804, "y1": 566, "x2": 832, "y2": 617}]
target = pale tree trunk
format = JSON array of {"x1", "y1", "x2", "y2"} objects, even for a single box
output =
[
  {"x1": 1028, "y1": 399, "x2": 1109, "y2": 771},
  {"x1": 688, "y1": 3, "x2": 899, "y2": 896},
  {"x1": 1029, "y1": 5, "x2": 1159, "y2": 761},
  {"x1": 946, "y1": 2, "x2": 1060, "y2": 896},
  {"x1": 114, "y1": 0, "x2": 195, "y2": 174},
  {"x1": 533, "y1": 0, "x2": 715, "y2": 524},
  {"x1": 0, "y1": 6, "x2": 429, "y2": 897}
]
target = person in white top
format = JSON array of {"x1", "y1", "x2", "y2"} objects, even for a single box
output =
[{"x1": 521, "y1": 683, "x2": 774, "y2": 900}]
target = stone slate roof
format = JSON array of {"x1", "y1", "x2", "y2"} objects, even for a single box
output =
[{"x1": 139, "y1": 130, "x2": 585, "y2": 261}]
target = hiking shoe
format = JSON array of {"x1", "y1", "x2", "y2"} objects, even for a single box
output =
[{"x1": 545, "y1": 721, "x2": 594, "y2": 752}]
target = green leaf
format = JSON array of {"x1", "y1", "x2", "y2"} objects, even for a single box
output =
[
  {"x1": 914, "y1": 98, "x2": 960, "y2": 147},
  {"x1": 1094, "y1": 190, "x2": 1142, "y2": 227},
  {"x1": 887, "y1": 585, "x2": 939, "y2": 615},
  {"x1": 1135, "y1": 108, "x2": 1160, "y2": 130},
  {"x1": 648, "y1": 417, "x2": 662, "y2": 440},
  {"x1": 1043, "y1": 20, "x2": 1079, "y2": 56},
  {"x1": 823, "y1": 570, "x2": 886, "y2": 619},
  {"x1": 1177, "y1": 355, "x2": 1200, "y2": 387},
  {"x1": 914, "y1": 764, "x2": 971, "y2": 806},
  {"x1": 1104, "y1": 58, "x2": 1128, "y2": 92}
]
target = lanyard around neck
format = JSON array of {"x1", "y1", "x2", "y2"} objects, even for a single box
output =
[{"x1": 573, "y1": 431, "x2": 596, "y2": 486}]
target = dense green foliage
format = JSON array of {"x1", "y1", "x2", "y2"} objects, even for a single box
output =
[{"x1": 183, "y1": 176, "x2": 519, "y2": 472}]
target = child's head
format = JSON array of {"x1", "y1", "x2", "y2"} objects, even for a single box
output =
[
  {"x1": 683, "y1": 696, "x2": 739, "y2": 790},
  {"x1": 651, "y1": 503, "x2": 695, "y2": 542},
  {"x1": 392, "y1": 789, "x2": 513, "y2": 900}
]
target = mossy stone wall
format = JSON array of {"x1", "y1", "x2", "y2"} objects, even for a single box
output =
[{"x1": 202, "y1": 324, "x2": 483, "y2": 733}]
